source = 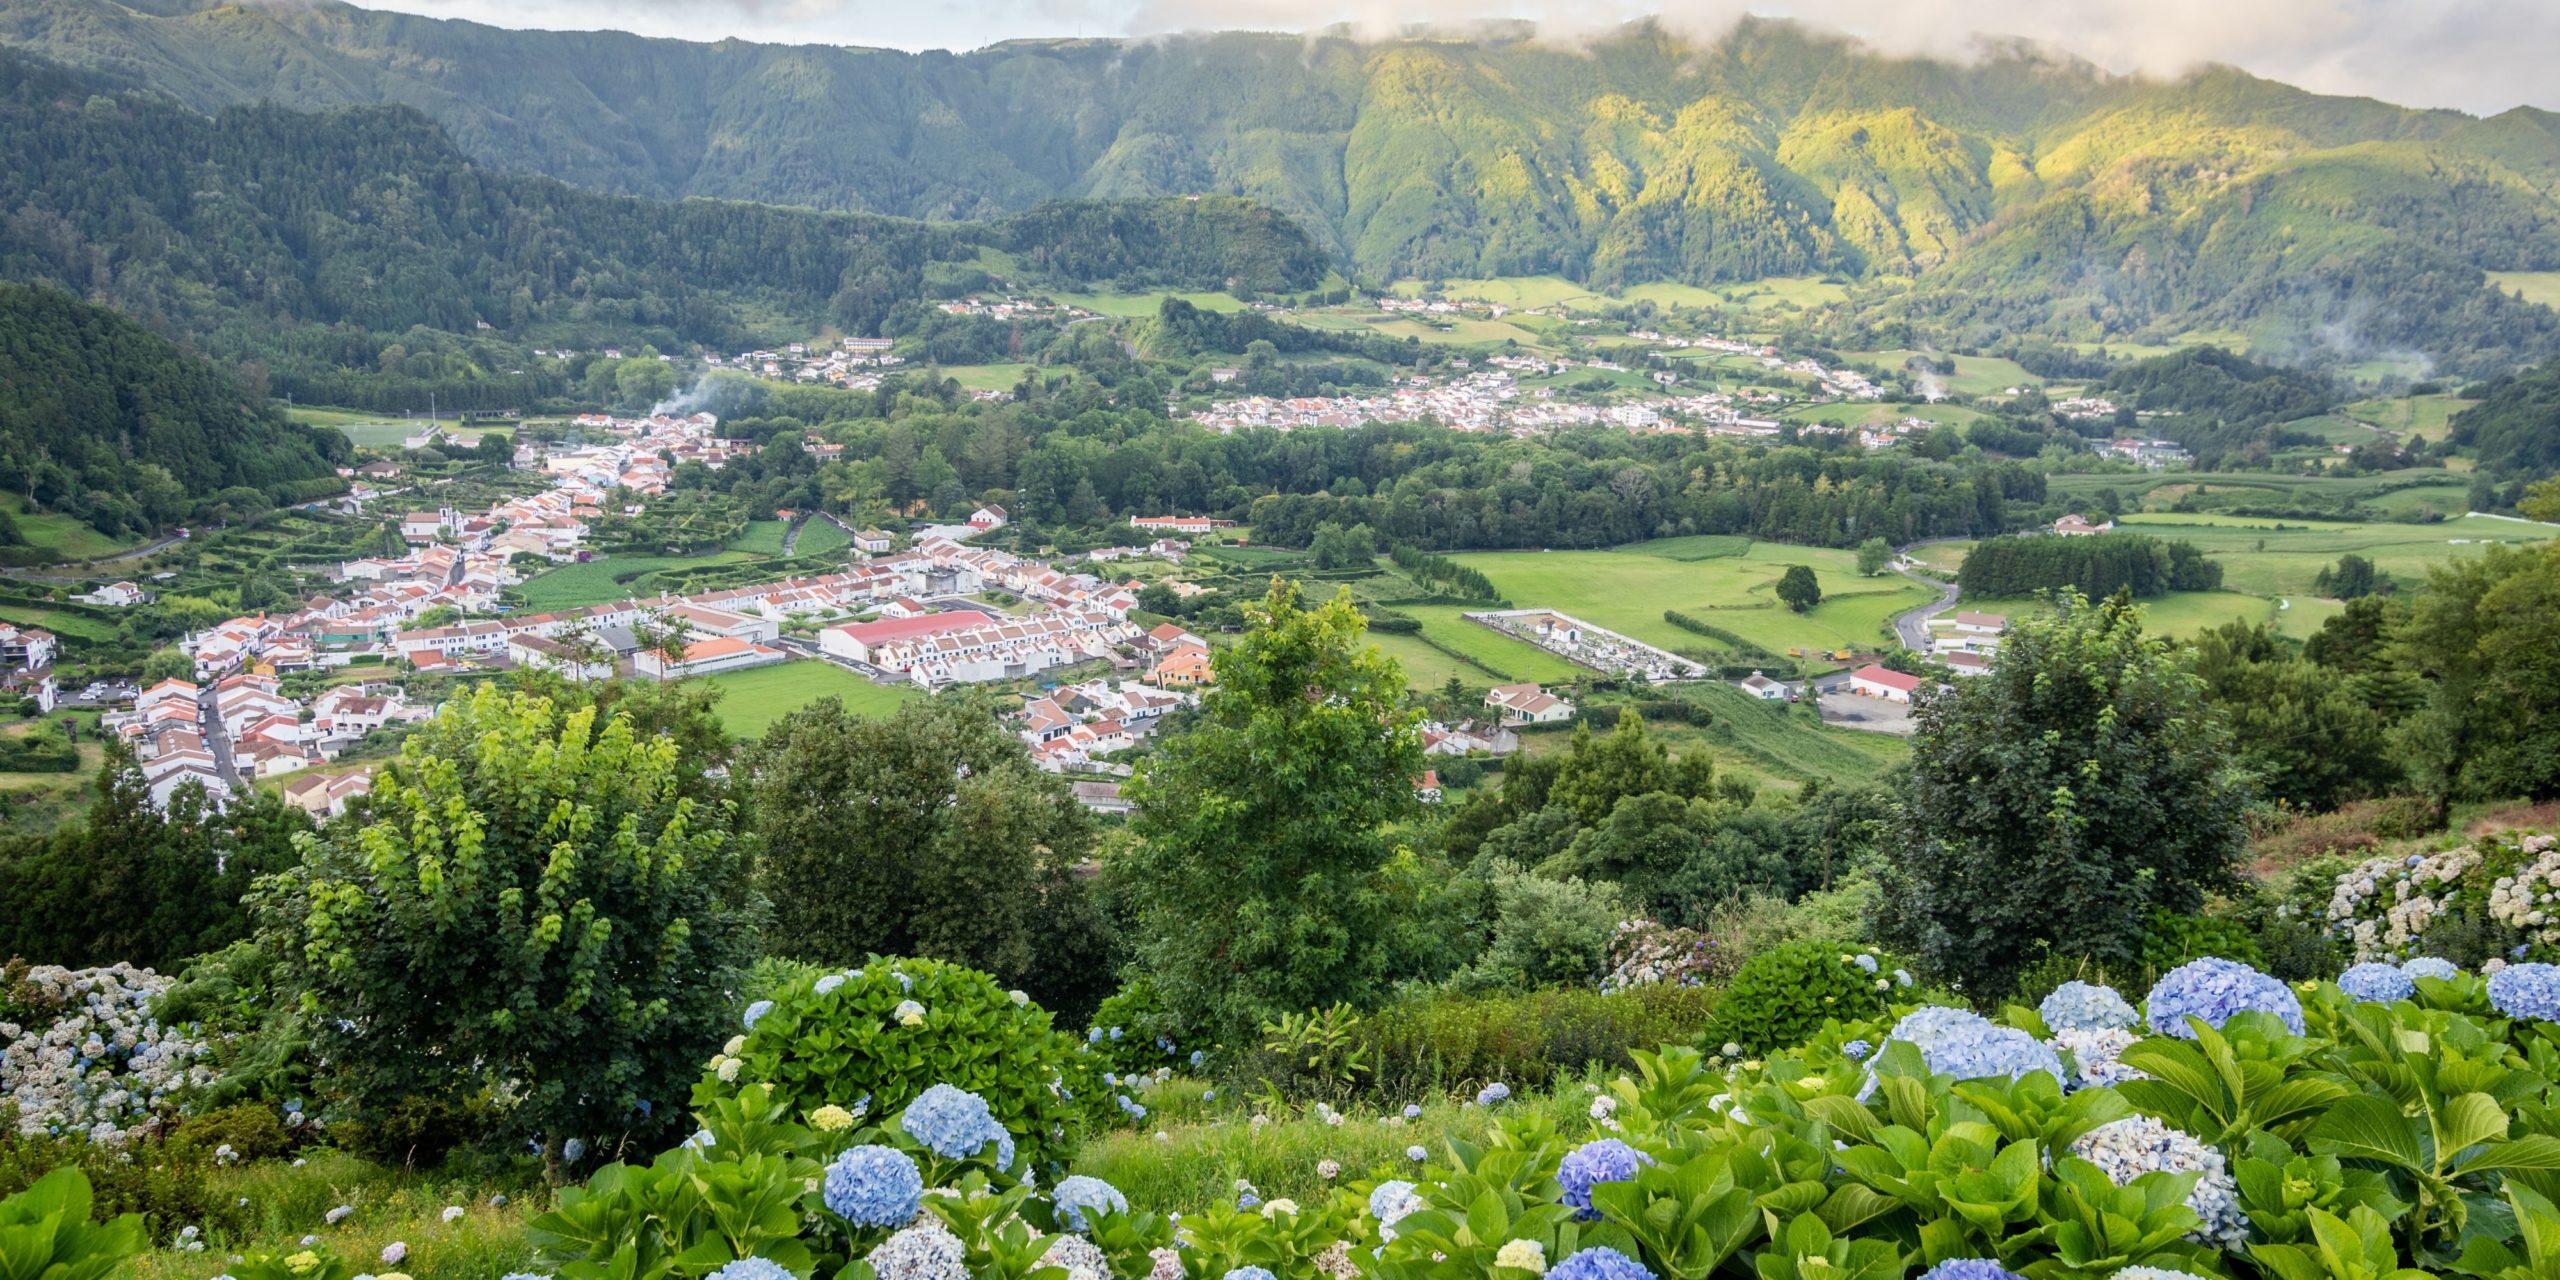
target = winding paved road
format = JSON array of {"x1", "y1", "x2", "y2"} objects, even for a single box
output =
[{"x1": 1886, "y1": 538, "x2": 1967, "y2": 652}]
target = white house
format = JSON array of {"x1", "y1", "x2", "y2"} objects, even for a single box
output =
[
  {"x1": 73, "y1": 581, "x2": 148, "y2": 608},
  {"x1": 1736, "y1": 671, "x2": 1788, "y2": 701},
  {"x1": 853, "y1": 528, "x2": 894, "y2": 554},
  {"x1": 1484, "y1": 682, "x2": 1576, "y2": 725},
  {"x1": 968, "y1": 505, "x2": 1009, "y2": 531}
]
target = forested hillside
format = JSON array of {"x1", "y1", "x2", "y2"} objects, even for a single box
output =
[
  {"x1": 7, "y1": 3, "x2": 2560, "y2": 372},
  {"x1": 0, "y1": 280, "x2": 346, "y2": 538},
  {"x1": 0, "y1": 48, "x2": 1325, "y2": 404},
  {"x1": 2447, "y1": 357, "x2": 2560, "y2": 480}
]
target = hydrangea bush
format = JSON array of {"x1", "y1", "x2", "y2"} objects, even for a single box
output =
[
  {"x1": 689, "y1": 955, "x2": 1111, "y2": 1171},
  {"x1": 2325, "y1": 832, "x2": 2560, "y2": 965},
  {"x1": 515, "y1": 952, "x2": 2560, "y2": 1280},
  {"x1": 1710, "y1": 940, "x2": 1907, "y2": 1054},
  {"x1": 0, "y1": 963, "x2": 212, "y2": 1143},
  {"x1": 1598, "y1": 919, "x2": 1729, "y2": 993}
]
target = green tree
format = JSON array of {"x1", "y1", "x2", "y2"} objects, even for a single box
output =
[
  {"x1": 1122, "y1": 579, "x2": 1423, "y2": 1041},
  {"x1": 746, "y1": 694, "x2": 1099, "y2": 999},
  {"x1": 0, "y1": 741, "x2": 307, "y2": 968},
  {"x1": 1877, "y1": 591, "x2": 2251, "y2": 994},
  {"x1": 2191, "y1": 622, "x2": 2402, "y2": 811},
  {"x1": 1775, "y1": 564, "x2": 1823, "y2": 612},
  {"x1": 141, "y1": 648, "x2": 192, "y2": 683},
  {"x1": 1308, "y1": 520, "x2": 1377, "y2": 570},
  {"x1": 2395, "y1": 540, "x2": 2560, "y2": 802},
  {"x1": 1855, "y1": 537, "x2": 1892, "y2": 577},
  {"x1": 258, "y1": 685, "x2": 760, "y2": 1177}
]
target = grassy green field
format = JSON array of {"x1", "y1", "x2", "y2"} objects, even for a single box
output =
[
  {"x1": 1378, "y1": 274, "x2": 1847, "y2": 317},
  {"x1": 2109, "y1": 513, "x2": 2554, "y2": 598},
  {"x1": 1398, "y1": 606, "x2": 1589, "y2": 685},
  {"x1": 287, "y1": 406, "x2": 493, "y2": 448},
  {"x1": 1363, "y1": 629, "x2": 1487, "y2": 688},
  {"x1": 703, "y1": 660, "x2": 921, "y2": 738},
  {"x1": 2337, "y1": 394, "x2": 2465, "y2": 442},
  {"x1": 0, "y1": 602, "x2": 120, "y2": 642},
  {"x1": 1642, "y1": 682, "x2": 1910, "y2": 790},
  {"x1": 511, "y1": 552, "x2": 757, "y2": 611},
  {"x1": 1443, "y1": 540, "x2": 1935, "y2": 658},
  {"x1": 1776, "y1": 401, "x2": 1988, "y2": 429},
  {"x1": 2046, "y1": 468, "x2": 2472, "y2": 518},
  {"x1": 1842, "y1": 349, "x2": 2040, "y2": 395},
  {"x1": 2487, "y1": 270, "x2": 2560, "y2": 311},
  {"x1": 1052, "y1": 289, "x2": 1246, "y2": 318},
  {"x1": 1369, "y1": 317, "x2": 1548, "y2": 347},
  {"x1": 1, "y1": 496, "x2": 145, "y2": 560},
  {"x1": 933, "y1": 362, "x2": 1034, "y2": 391}
]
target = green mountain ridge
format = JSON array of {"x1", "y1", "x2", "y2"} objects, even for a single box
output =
[
  {"x1": 0, "y1": 46, "x2": 1323, "y2": 413},
  {"x1": 6, "y1": 1, "x2": 2559, "y2": 372}
]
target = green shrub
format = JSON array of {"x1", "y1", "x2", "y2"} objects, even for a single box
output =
[
  {"x1": 1353, "y1": 984, "x2": 1720, "y2": 1099},
  {"x1": 0, "y1": 1125, "x2": 239, "y2": 1242},
  {"x1": 1708, "y1": 939, "x2": 1899, "y2": 1054},
  {"x1": 167, "y1": 1103, "x2": 301, "y2": 1165},
  {"x1": 2137, "y1": 909, "x2": 2266, "y2": 973},
  {"x1": 691, "y1": 955, "x2": 1111, "y2": 1171}
]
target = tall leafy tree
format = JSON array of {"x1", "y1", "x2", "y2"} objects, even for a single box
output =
[
  {"x1": 258, "y1": 685, "x2": 760, "y2": 1176},
  {"x1": 2395, "y1": 540, "x2": 2560, "y2": 802},
  {"x1": 0, "y1": 742, "x2": 307, "y2": 967},
  {"x1": 1878, "y1": 591, "x2": 2251, "y2": 994},
  {"x1": 2190, "y1": 622, "x2": 2402, "y2": 811},
  {"x1": 746, "y1": 694, "x2": 1098, "y2": 997},
  {"x1": 1775, "y1": 564, "x2": 1823, "y2": 612},
  {"x1": 1122, "y1": 579, "x2": 1423, "y2": 1041}
]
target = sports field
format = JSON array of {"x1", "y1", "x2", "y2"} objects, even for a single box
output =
[
  {"x1": 1441, "y1": 539, "x2": 1937, "y2": 659},
  {"x1": 511, "y1": 552, "x2": 758, "y2": 611},
  {"x1": 704, "y1": 661, "x2": 921, "y2": 738}
]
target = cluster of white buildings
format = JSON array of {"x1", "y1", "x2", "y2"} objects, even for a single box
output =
[
  {"x1": 819, "y1": 607, "x2": 1136, "y2": 687},
  {"x1": 102, "y1": 674, "x2": 427, "y2": 811},
  {"x1": 2096, "y1": 438, "x2": 2193, "y2": 469},
  {"x1": 1468, "y1": 610, "x2": 1708, "y2": 682},
  {"x1": 706, "y1": 337, "x2": 903, "y2": 389},
  {"x1": 1015, "y1": 674, "x2": 1195, "y2": 772},
  {"x1": 1921, "y1": 609, "x2": 2006, "y2": 678}
]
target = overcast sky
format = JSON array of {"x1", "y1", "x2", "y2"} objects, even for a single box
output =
[{"x1": 343, "y1": 0, "x2": 2560, "y2": 116}]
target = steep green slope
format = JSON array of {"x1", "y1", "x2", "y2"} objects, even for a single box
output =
[
  {"x1": 0, "y1": 48, "x2": 1324, "y2": 394},
  {"x1": 0, "y1": 279, "x2": 347, "y2": 539}
]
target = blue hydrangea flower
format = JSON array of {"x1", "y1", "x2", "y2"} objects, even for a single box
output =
[
  {"x1": 1402, "y1": 1104, "x2": 1423, "y2": 1119},
  {"x1": 1476, "y1": 1082, "x2": 1512, "y2": 1106},
  {"x1": 824, "y1": 1145, "x2": 922, "y2": 1228},
  {"x1": 898, "y1": 1083, "x2": 1007, "y2": 1161},
  {"x1": 814, "y1": 974, "x2": 845, "y2": 997},
  {"x1": 1550, "y1": 1245, "x2": 1656, "y2": 1280},
  {"x1": 1224, "y1": 1269, "x2": 1279, "y2": 1280},
  {"x1": 1852, "y1": 953, "x2": 1880, "y2": 974},
  {"x1": 1918, "y1": 1261, "x2": 2026, "y2": 1280},
  {"x1": 561, "y1": 1138, "x2": 586, "y2": 1163},
  {"x1": 2489, "y1": 963, "x2": 2560, "y2": 1022},
  {"x1": 742, "y1": 1000, "x2": 775, "y2": 1030},
  {"x1": 1557, "y1": 1139, "x2": 1654, "y2": 1220},
  {"x1": 710, "y1": 1259, "x2": 796, "y2": 1280},
  {"x1": 2145, "y1": 958, "x2": 2304, "y2": 1037},
  {"x1": 1406, "y1": 1144, "x2": 1428, "y2": 1162},
  {"x1": 1870, "y1": 1006, "x2": 2064, "y2": 1089},
  {"x1": 2111, "y1": 1268, "x2": 2217, "y2": 1280},
  {"x1": 1050, "y1": 1175, "x2": 1126, "y2": 1232},
  {"x1": 1108, "y1": 1026, "x2": 1124, "y2": 1041},
  {"x1": 1841, "y1": 1039, "x2": 1873, "y2": 1061},
  {"x1": 1369, "y1": 1179, "x2": 1426, "y2": 1238},
  {"x1": 1088, "y1": 1027, "x2": 1105, "y2": 1043},
  {"x1": 2401, "y1": 957, "x2": 2461, "y2": 983},
  {"x1": 2039, "y1": 981, "x2": 2139, "y2": 1032},
  {"x1": 1189, "y1": 1049, "x2": 1206, "y2": 1069},
  {"x1": 2338, "y1": 962, "x2": 2416, "y2": 1004}
]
